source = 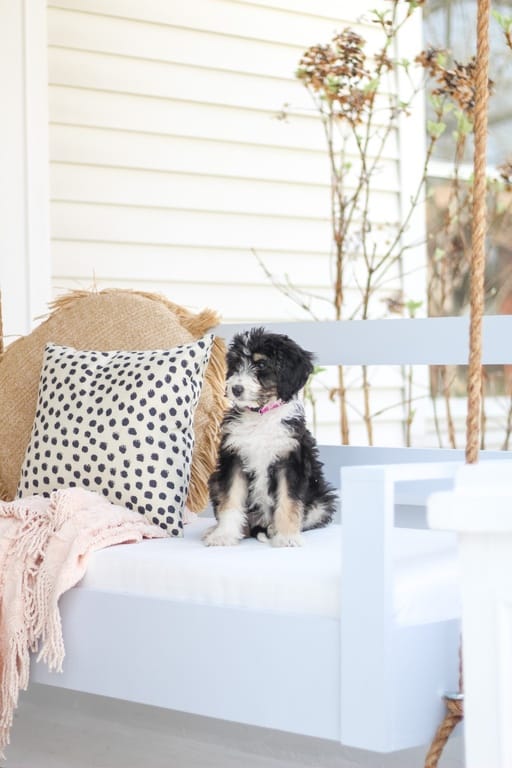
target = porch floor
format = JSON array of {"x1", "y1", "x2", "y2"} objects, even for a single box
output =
[{"x1": 5, "y1": 684, "x2": 463, "y2": 768}]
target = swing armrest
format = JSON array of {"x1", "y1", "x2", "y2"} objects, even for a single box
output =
[{"x1": 340, "y1": 461, "x2": 460, "y2": 751}]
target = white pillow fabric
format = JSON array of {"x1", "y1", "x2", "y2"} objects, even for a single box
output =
[{"x1": 17, "y1": 336, "x2": 214, "y2": 535}]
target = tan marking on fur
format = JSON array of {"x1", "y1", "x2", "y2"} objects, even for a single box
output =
[
  {"x1": 217, "y1": 469, "x2": 248, "y2": 513},
  {"x1": 252, "y1": 353, "x2": 268, "y2": 362},
  {"x1": 273, "y1": 473, "x2": 302, "y2": 536},
  {"x1": 204, "y1": 468, "x2": 248, "y2": 544}
]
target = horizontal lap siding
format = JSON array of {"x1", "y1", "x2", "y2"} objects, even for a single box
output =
[{"x1": 47, "y1": 0, "x2": 401, "y2": 323}]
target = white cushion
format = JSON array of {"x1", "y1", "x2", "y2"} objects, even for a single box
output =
[{"x1": 78, "y1": 518, "x2": 460, "y2": 626}]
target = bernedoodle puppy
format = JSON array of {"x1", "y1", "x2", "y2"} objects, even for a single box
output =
[{"x1": 203, "y1": 328, "x2": 337, "y2": 547}]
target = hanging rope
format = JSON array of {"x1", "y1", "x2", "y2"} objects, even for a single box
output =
[
  {"x1": 424, "y1": 649, "x2": 464, "y2": 767},
  {"x1": 465, "y1": 0, "x2": 491, "y2": 465},
  {"x1": 425, "y1": 0, "x2": 490, "y2": 763},
  {"x1": 424, "y1": 697, "x2": 464, "y2": 768}
]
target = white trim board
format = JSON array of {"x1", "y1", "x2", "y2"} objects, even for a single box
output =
[{"x1": 0, "y1": 0, "x2": 51, "y2": 342}]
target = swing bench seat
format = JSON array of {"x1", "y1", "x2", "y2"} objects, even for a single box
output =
[
  {"x1": 32, "y1": 484, "x2": 462, "y2": 753},
  {"x1": 5, "y1": 300, "x2": 512, "y2": 754}
]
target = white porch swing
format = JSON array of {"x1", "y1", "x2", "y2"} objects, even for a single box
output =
[{"x1": 0, "y1": 0, "x2": 506, "y2": 763}]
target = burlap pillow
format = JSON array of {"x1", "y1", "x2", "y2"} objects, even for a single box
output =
[{"x1": 0, "y1": 289, "x2": 227, "y2": 511}]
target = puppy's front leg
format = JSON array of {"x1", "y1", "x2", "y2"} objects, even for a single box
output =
[
  {"x1": 271, "y1": 471, "x2": 303, "y2": 548},
  {"x1": 203, "y1": 461, "x2": 248, "y2": 546}
]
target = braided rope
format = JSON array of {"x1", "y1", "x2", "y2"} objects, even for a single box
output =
[
  {"x1": 425, "y1": 646, "x2": 464, "y2": 766},
  {"x1": 465, "y1": 0, "x2": 490, "y2": 464},
  {"x1": 424, "y1": 698, "x2": 464, "y2": 768},
  {"x1": 425, "y1": 0, "x2": 490, "y2": 764}
]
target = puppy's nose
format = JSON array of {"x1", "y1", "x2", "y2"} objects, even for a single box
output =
[{"x1": 231, "y1": 384, "x2": 244, "y2": 398}]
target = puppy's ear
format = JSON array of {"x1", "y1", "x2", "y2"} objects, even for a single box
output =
[
  {"x1": 226, "y1": 331, "x2": 249, "y2": 375},
  {"x1": 275, "y1": 337, "x2": 314, "y2": 401}
]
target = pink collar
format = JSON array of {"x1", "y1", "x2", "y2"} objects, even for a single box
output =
[{"x1": 253, "y1": 399, "x2": 286, "y2": 415}]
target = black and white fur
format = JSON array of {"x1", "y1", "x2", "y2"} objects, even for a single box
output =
[{"x1": 203, "y1": 328, "x2": 337, "y2": 547}]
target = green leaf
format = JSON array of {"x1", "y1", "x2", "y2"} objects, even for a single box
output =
[
  {"x1": 325, "y1": 74, "x2": 341, "y2": 93},
  {"x1": 492, "y1": 8, "x2": 512, "y2": 33},
  {"x1": 429, "y1": 94, "x2": 443, "y2": 110},
  {"x1": 456, "y1": 111, "x2": 473, "y2": 135},
  {"x1": 492, "y1": 9, "x2": 505, "y2": 26},
  {"x1": 405, "y1": 299, "x2": 423, "y2": 318},
  {"x1": 427, "y1": 120, "x2": 446, "y2": 138},
  {"x1": 363, "y1": 78, "x2": 379, "y2": 94},
  {"x1": 436, "y1": 51, "x2": 447, "y2": 68}
]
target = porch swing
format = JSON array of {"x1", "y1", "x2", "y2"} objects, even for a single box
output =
[{"x1": 0, "y1": 0, "x2": 508, "y2": 761}]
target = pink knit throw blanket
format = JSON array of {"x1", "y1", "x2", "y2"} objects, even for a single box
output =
[{"x1": 0, "y1": 488, "x2": 167, "y2": 756}]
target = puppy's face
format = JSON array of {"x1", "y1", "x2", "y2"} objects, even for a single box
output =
[{"x1": 226, "y1": 328, "x2": 314, "y2": 410}]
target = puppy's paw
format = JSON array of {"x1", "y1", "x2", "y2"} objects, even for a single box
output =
[
  {"x1": 202, "y1": 525, "x2": 241, "y2": 547},
  {"x1": 270, "y1": 532, "x2": 303, "y2": 548}
]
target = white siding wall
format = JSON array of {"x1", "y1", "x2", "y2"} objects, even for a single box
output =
[
  {"x1": 46, "y1": 0, "x2": 428, "y2": 447},
  {"x1": 47, "y1": 0, "x2": 417, "y2": 324}
]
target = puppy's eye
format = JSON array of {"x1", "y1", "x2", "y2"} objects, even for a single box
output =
[{"x1": 254, "y1": 360, "x2": 267, "y2": 370}]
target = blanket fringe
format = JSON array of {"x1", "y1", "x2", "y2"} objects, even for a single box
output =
[
  {"x1": 0, "y1": 630, "x2": 31, "y2": 758},
  {"x1": 0, "y1": 488, "x2": 166, "y2": 757}
]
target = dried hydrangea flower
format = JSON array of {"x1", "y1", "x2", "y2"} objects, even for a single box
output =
[
  {"x1": 416, "y1": 49, "x2": 494, "y2": 117},
  {"x1": 297, "y1": 28, "x2": 376, "y2": 124}
]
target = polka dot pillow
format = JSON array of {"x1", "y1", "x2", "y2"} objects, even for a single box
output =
[{"x1": 17, "y1": 335, "x2": 214, "y2": 535}]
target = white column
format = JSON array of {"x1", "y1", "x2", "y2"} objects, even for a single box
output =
[
  {"x1": 429, "y1": 461, "x2": 512, "y2": 768},
  {"x1": 0, "y1": 0, "x2": 51, "y2": 343}
]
